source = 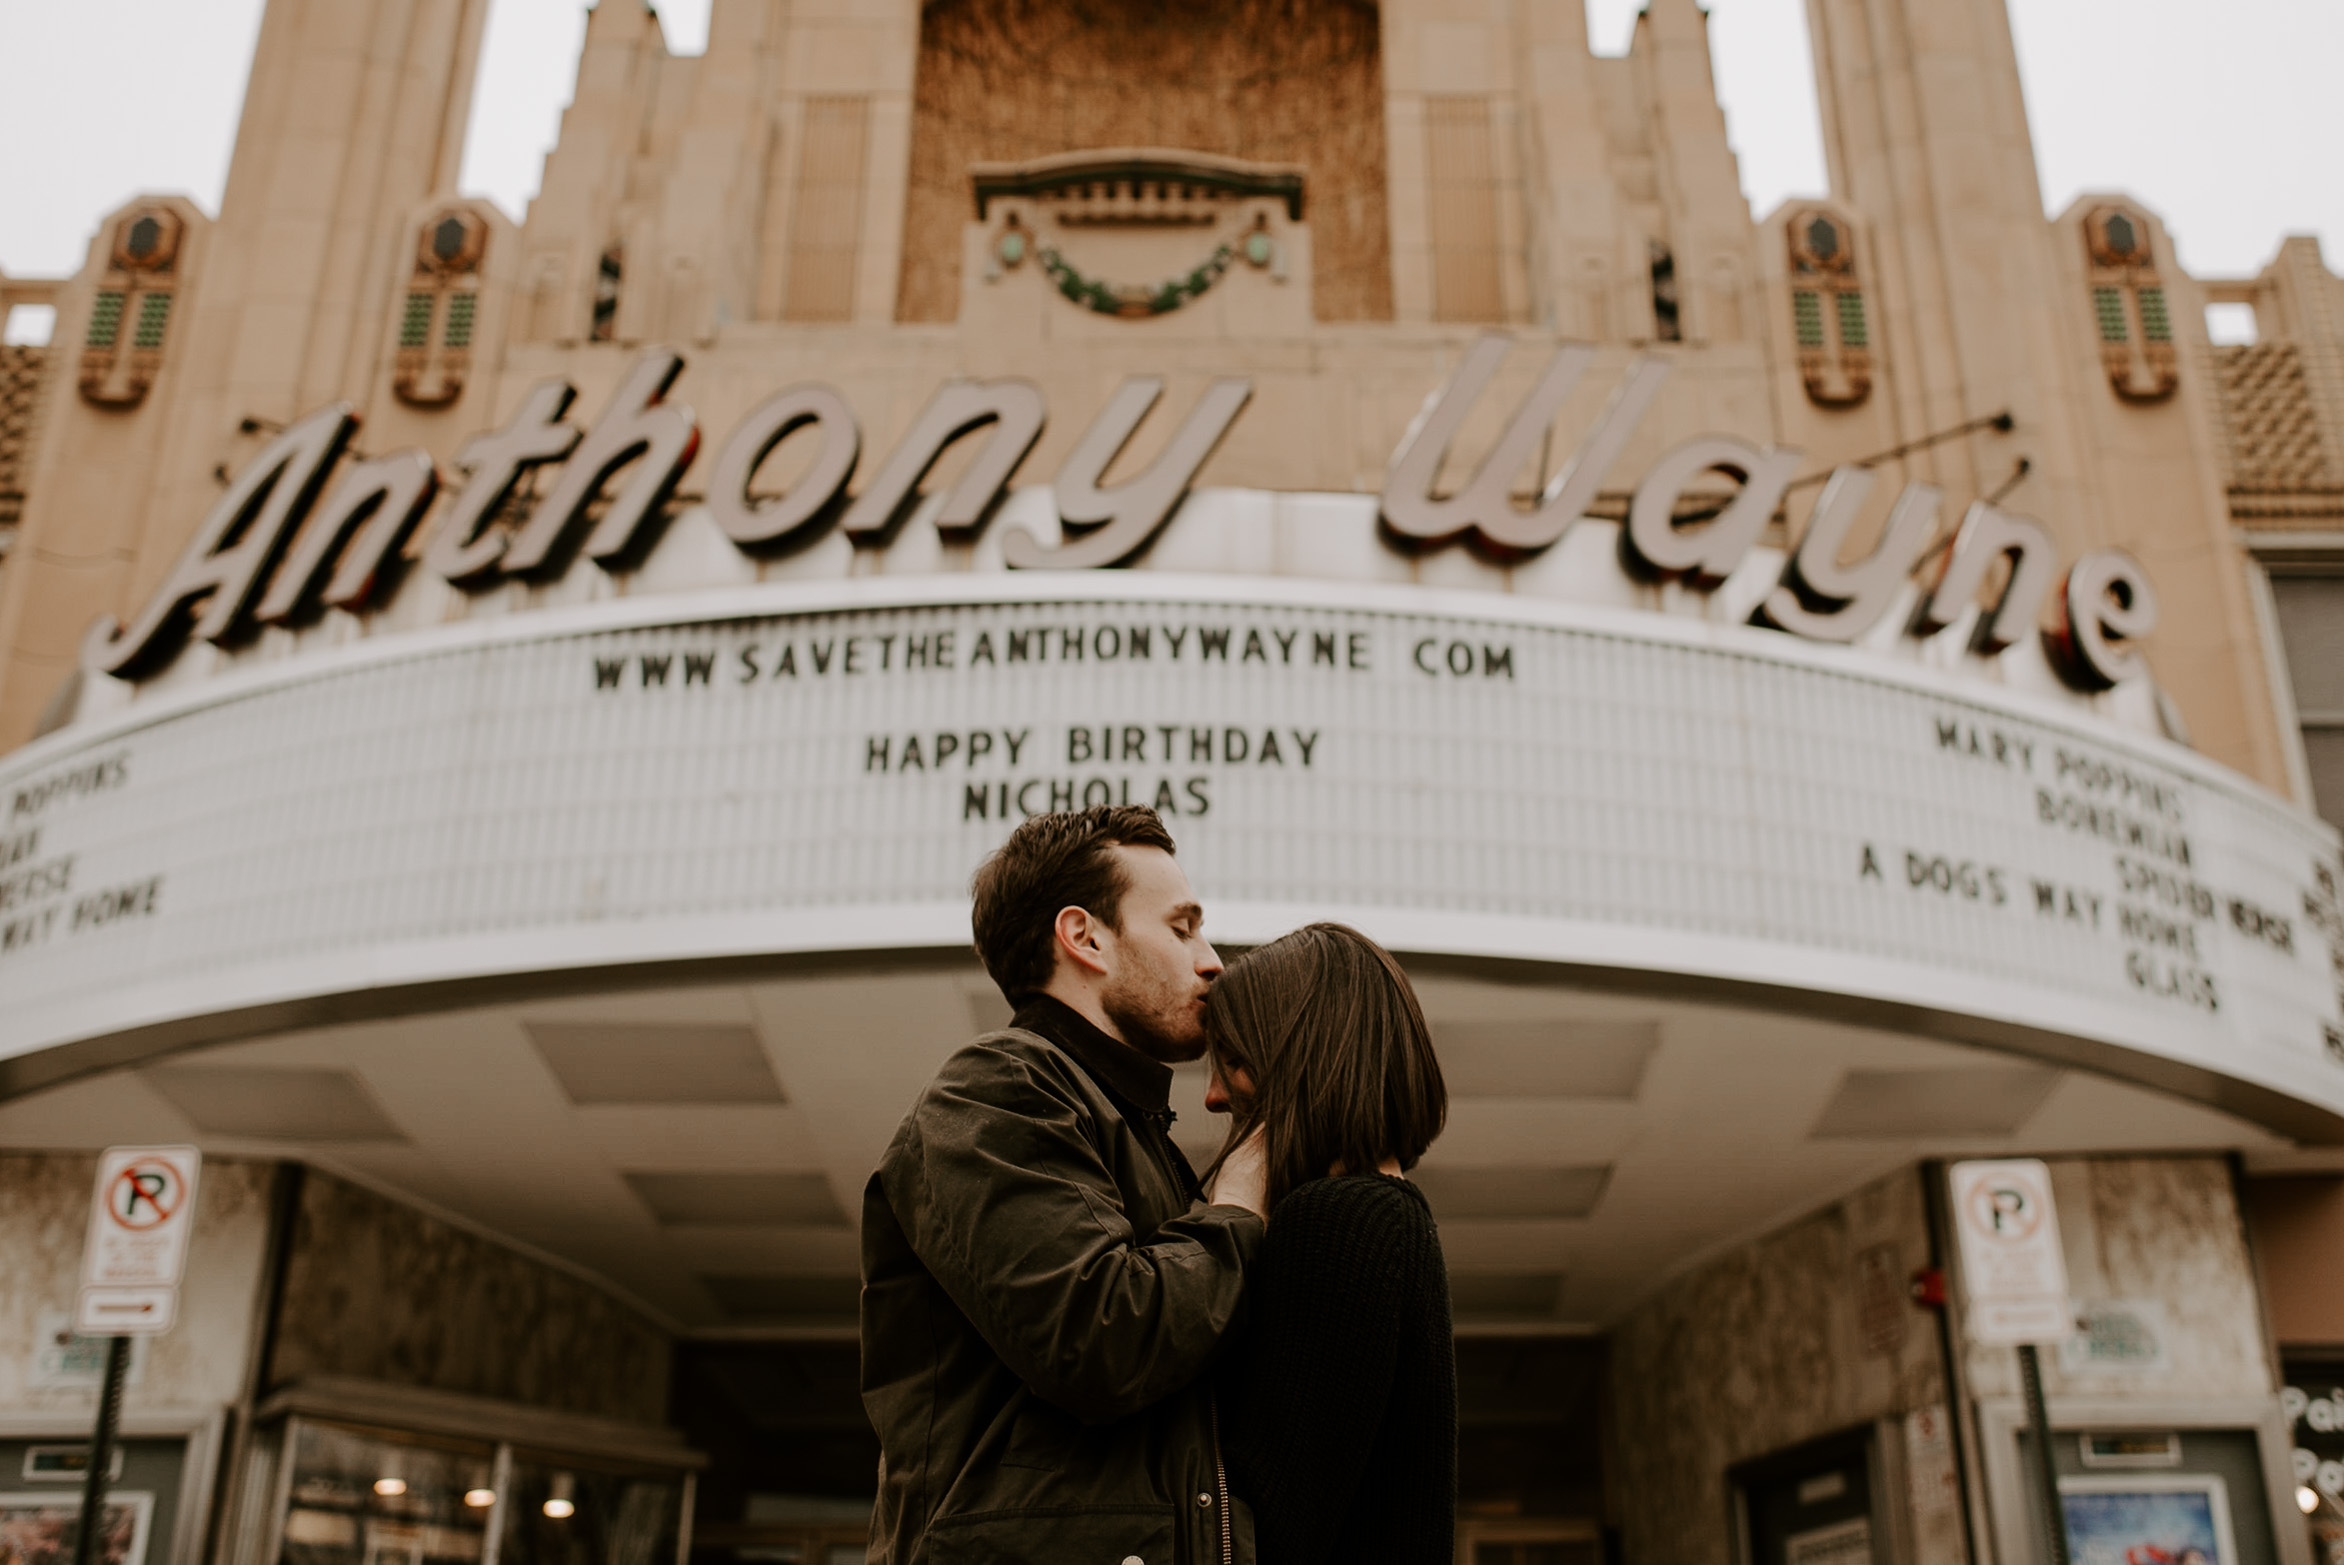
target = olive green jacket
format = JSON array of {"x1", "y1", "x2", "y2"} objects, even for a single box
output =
[{"x1": 861, "y1": 1012, "x2": 1264, "y2": 1565}]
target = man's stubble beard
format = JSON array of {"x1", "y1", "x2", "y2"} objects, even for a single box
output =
[{"x1": 1102, "y1": 965, "x2": 1208, "y2": 1065}]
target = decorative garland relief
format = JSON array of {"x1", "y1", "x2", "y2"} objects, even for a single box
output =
[{"x1": 993, "y1": 215, "x2": 1278, "y2": 319}]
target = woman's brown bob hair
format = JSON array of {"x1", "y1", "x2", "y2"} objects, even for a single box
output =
[{"x1": 1203, "y1": 923, "x2": 1447, "y2": 1210}]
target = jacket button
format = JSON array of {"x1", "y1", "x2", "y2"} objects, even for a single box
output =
[
  {"x1": 1196, "y1": 1492, "x2": 1213, "y2": 1507},
  {"x1": 1122, "y1": 1556, "x2": 1145, "y2": 1565}
]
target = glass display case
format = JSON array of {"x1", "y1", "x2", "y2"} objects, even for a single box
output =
[
  {"x1": 255, "y1": 1419, "x2": 690, "y2": 1565},
  {"x1": 499, "y1": 1454, "x2": 683, "y2": 1565},
  {"x1": 2284, "y1": 1356, "x2": 2344, "y2": 1565},
  {"x1": 276, "y1": 1424, "x2": 497, "y2": 1565}
]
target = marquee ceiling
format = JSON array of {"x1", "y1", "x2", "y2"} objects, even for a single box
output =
[{"x1": 0, "y1": 956, "x2": 2291, "y2": 1334}]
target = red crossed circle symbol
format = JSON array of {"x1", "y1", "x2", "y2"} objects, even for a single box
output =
[
  {"x1": 107, "y1": 1160, "x2": 183, "y2": 1230},
  {"x1": 1967, "y1": 1178, "x2": 2041, "y2": 1242}
]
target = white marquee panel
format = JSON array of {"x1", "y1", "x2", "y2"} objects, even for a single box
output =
[{"x1": 1, "y1": 576, "x2": 2338, "y2": 1133}]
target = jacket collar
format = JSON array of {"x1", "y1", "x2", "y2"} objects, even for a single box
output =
[{"x1": 1012, "y1": 993, "x2": 1174, "y2": 1116}]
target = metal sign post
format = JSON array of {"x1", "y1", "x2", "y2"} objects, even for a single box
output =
[
  {"x1": 70, "y1": 1337, "x2": 130, "y2": 1565},
  {"x1": 2015, "y1": 1341, "x2": 2067, "y2": 1565},
  {"x1": 71, "y1": 1147, "x2": 201, "y2": 1565},
  {"x1": 1948, "y1": 1159, "x2": 2075, "y2": 1565}
]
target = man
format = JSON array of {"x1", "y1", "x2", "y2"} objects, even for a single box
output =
[{"x1": 861, "y1": 805, "x2": 1269, "y2": 1564}]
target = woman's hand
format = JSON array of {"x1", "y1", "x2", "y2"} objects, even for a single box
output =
[{"x1": 1209, "y1": 1126, "x2": 1269, "y2": 1219}]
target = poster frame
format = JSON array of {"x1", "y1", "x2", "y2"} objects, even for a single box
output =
[
  {"x1": 0, "y1": 1488, "x2": 155, "y2": 1565},
  {"x1": 1975, "y1": 1396, "x2": 2309, "y2": 1565},
  {"x1": 0, "y1": 1412, "x2": 222, "y2": 1565},
  {"x1": 2057, "y1": 1471, "x2": 2239, "y2": 1565}
]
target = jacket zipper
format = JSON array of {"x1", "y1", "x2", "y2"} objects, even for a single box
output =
[
  {"x1": 1208, "y1": 1391, "x2": 1232, "y2": 1565},
  {"x1": 1143, "y1": 1101, "x2": 1226, "y2": 1563}
]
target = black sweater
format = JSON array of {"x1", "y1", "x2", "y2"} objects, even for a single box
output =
[{"x1": 1222, "y1": 1174, "x2": 1457, "y2": 1565}]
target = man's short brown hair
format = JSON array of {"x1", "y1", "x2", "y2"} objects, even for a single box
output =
[{"x1": 971, "y1": 806, "x2": 1177, "y2": 1002}]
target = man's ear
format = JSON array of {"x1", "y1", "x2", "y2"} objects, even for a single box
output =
[{"x1": 1053, "y1": 905, "x2": 1113, "y2": 979}]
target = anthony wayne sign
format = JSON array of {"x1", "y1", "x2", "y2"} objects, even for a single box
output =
[{"x1": 82, "y1": 335, "x2": 2159, "y2": 703}]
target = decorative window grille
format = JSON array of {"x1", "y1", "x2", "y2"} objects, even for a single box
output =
[
  {"x1": 1785, "y1": 209, "x2": 1870, "y2": 407},
  {"x1": 1834, "y1": 290, "x2": 1868, "y2": 349},
  {"x1": 2093, "y1": 286, "x2": 2129, "y2": 343},
  {"x1": 86, "y1": 292, "x2": 126, "y2": 348},
  {"x1": 399, "y1": 293, "x2": 435, "y2": 349},
  {"x1": 393, "y1": 210, "x2": 488, "y2": 407},
  {"x1": 2083, "y1": 207, "x2": 2177, "y2": 401},
  {"x1": 78, "y1": 206, "x2": 184, "y2": 408},
  {"x1": 1792, "y1": 290, "x2": 1825, "y2": 349}
]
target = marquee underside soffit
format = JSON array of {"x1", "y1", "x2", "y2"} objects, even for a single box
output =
[{"x1": 0, "y1": 965, "x2": 2282, "y2": 1335}]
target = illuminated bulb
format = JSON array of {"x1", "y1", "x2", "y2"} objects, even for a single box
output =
[
  {"x1": 542, "y1": 1499, "x2": 575, "y2": 1520},
  {"x1": 2301, "y1": 1486, "x2": 2321, "y2": 1515},
  {"x1": 374, "y1": 1479, "x2": 407, "y2": 1498},
  {"x1": 465, "y1": 1490, "x2": 496, "y2": 1509}
]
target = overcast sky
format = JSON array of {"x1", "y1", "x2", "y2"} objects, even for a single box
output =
[{"x1": 3, "y1": 0, "x2": 2337, "y2": 343}]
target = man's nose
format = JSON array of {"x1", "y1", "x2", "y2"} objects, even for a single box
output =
[{"x1": 1197, "y1": 939, "x2": 1223, "y2": 978}]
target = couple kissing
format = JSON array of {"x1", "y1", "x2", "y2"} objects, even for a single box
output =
[{"x1": 860, "y1": 804, "x2": 1456, "y2": 1565}]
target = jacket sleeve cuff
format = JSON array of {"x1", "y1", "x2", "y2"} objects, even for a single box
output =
[{"x1": 1183, "y1": 1201, "x2": 1267, "y2": 1264}]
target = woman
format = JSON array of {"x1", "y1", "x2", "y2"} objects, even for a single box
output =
[{"x1": 1202, "y1": 922, "x2": 1455, "y2": 1565}]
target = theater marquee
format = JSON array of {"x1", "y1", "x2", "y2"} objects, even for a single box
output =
[{"x1": 3, "y1": 576, "x2": 2340, "y2": 1134}]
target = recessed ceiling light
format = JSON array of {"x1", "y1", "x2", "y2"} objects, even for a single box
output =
[
  {"x1": 465, "y1": 1489, "x2": 496, "y2": 1509},
  {"x1": 373, "y1": 1479, "x2": 406, "y2": 1497}
]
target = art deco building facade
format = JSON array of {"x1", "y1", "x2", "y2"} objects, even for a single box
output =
[{"x1": 2, "y1": 1, "x2": 2344, "y2": 1563}]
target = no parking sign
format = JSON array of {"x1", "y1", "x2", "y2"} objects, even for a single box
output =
[
  {"x1": 75, "y1": 1146, "x2": 202, "y2": 1335},
  {"x1": 1949, "y1": 1158, "x2": 2074, "y2": 1345}
]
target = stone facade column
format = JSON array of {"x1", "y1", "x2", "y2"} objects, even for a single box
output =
[
  {"x1": 0, "y1": 0, "x2": 490, "y2": 747},
  {"x1": 1803, "y1": 0, "x2": 2289, "y2": 787},
  {"x1": 2268, "y1": 237, "x2": 2344, "y2": 495},
  {"x1": 1803, "y1": 0, "x2": 2054, "y2": 501},
  {"x1": 1631, "y1": 0, "x2": 1759, "y2": 352},
  {"x1": 1506, "y1": 2, "x2": 1621, "y2": 338},
  {"x1": 0, "y1": 199, "x2": 214, "y2": 744}
]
